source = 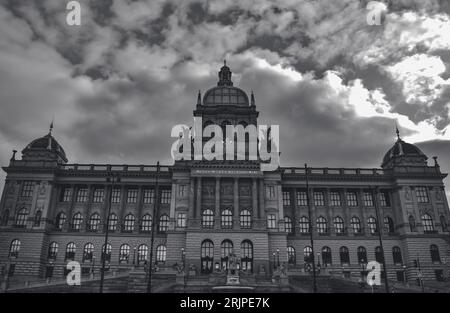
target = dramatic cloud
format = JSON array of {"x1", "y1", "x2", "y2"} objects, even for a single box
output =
[{"x1": 1, "y1": 0, "x2": 450, "y2": 197}]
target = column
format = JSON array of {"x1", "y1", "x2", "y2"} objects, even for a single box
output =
[
  {"x1": 292, "y1": 188, "x2": 298, "y2": 234},
  {"x1": 233, "y1": 178, "x2": 239, "y2": 222},
  {"x1": 169, "y1": 183, "x2": 177, "y2": 231},
  {"x1": 189, "y1": 178, "x2": 195, "y2": 219},
  {"x1": 277, "y1": 183, "x2": 284, "y2": 231},
  {"x1": 196, "y1": 177, "x2": 202, "y2": 218},
  {"x1": 258, "y1": 179, "x2": 265, "y2": 219},
  {"x1": 252, "y1": 178, "x2": 258, "y2": 220},
  {"x1": 215, "y1": 177, "x2": 220, "y2": 217},
  {"x1": 326, "y1": 188, "x2": 333, "y2": 235}
]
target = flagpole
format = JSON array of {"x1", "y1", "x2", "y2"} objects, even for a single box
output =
[{"x1": 305, "y1": 163, "x2": 317, "y2": 293}]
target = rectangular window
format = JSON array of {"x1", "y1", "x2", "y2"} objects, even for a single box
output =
[
  {"x1": 178, "y1": 185, "x2": 186, "y2": 197},
  {"x1": 76, "y1": 188, "x2": 88, "y2": 202},
  {"x1": 127, "y1": 189, "x2": 138, "y2": 204},
  {"x1": 111, "y1": 188, "x2": 121, "y2": 203},
  {"x1": 92, "y1": 188, "x2": 104, "y2": 203},
  {"x1": 347, "y1": 192, "x2": 358, "y2": 206},
  {"x1": 267, "y1": 214, "x2": 277, "y2": 229},
  {"x1": 282, "y1": 191, "x2": 291, "y2": 206},
  {"x1": 177, "y1": 212, "x2": 187, "y2": 228},
  {"x1": 161, "y1": 190, "x2": 171, "y2": 204},
  {"x1": 296, "y1": 191, "x2": 308, "y2": 206},
  {"x1": 143, "y1": 189, "x2": 154, "y2": 204},
  {"x1": 266, "y1": 186, "x2": 275, "y2": 199},
  {"x1": 363, "y1": 192, "x2": 374, "y2": 207},
  {"x1": 415, "y1": 187, "x2": 429, "y2": 203},
  {"x1": 60, "y1": 187, "x2": 71, "y2": 202},
  {"x1": 330, "y1": 191, "x2": 341, "y2": 206},
  {"x1": 380, "y1": 191, "x2": 391, "y2": 207},
  {"x1": 21, "y1": 181, "x2": 34, "y2": 197},
  {"x1": 314, "y1": 192, "x2": 325, "y2": 206}
]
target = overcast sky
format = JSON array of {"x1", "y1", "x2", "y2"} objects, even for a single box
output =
[{"x1": 1, "y1": 0, "x2": 450, "y2": 196}]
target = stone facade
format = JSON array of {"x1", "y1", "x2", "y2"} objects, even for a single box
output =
[{"x1": 1, "y1": 63, "x2": 449, "y2": 286}]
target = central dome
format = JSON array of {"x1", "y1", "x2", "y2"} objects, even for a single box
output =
[{"x1": 202, "y1": 61, "x2": 249, "y2": 106}]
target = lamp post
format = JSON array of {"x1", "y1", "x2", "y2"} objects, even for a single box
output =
[
  {"x1": 100, "y1": 172, "x2": 120, "y2": 293},
  {"x1": 272, "y1": 253, "x2": 276, "y2": 270},
  {"x1": 371, "y1": 186, "x2": 389, "y2": 293},
  {"x1": 316, "y1": 252, "x2": 321, "y2": 274},
  {"x1": 181, "y1": 248, "x2": 186, "y2": 269},
  {"x1": 416, "y1": 254, "x2": 425, "y2": 292},
  {"x1": 402, "y1": 264, "x2": 407, "y2": 284},
  {"x1": 276, "y1": 249, "x2": 280, "y2": 268},
  {"x1": 133, "y1": 246, "x2": 137, "y2": 268},
  {"x1": 91, "y1": 256, "x2": 96, "y2": 278},
  {"x1": 146, "y1": 162, "x2": 161, "y2": 293},
  {"x1": 305, "y1": 163, "x2": 318, "y2": 293}
]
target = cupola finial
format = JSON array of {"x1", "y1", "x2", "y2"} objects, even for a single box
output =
[
  {"x1": 395, "y1": 122, "x2": 400, "y2": 140},
  {"x1": 218, "y1": 60, "x2": 233, "y2": 86},
  {"x1": 197, "y1": 90, "x2": 202, "y2": 105}
]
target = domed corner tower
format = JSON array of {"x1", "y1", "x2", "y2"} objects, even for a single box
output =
[
  {"x1": 1, "y1": 124, "x2": 68, "y2": 278},
  {"x1": 380, "y1": 129, "x2": 428, "y2": 169},
  {"x1": 382, "y1": 127, "x2": 450, "y2": 282},
  {"x1": 20, "y1": 129, "x2": 68, "y2": 165}
]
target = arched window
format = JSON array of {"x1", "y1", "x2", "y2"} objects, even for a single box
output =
[
  {"x1": 299, "y1": 216, "x2": 310, "y2": 234},
  {"x1": 202, "y1": 209, "x2": 214, "y2": 228},
  {"x1": 101, "y1": 243, "x2": 112, "y2": 262},
  {"x1": 48, "y1": 242, "x2": 58, "y2": 260},
  {"x1": 392, "y1": 246, "x2": 403, "y2": 265},
  {"x1": 159, "y1": 214, "x2": 169, "y2": 232},
  {"x1": 322, "y1": 246, "x2": 332, "y2": 265},
  {"x1": 1, "y1": 209, "x2": 9, "y2": 226},
  {"x1": 440, "y1": 215, "x2": 447, "y2": 232},
  {"x1": 156, "y1": 245, "x2": 166, "y2": 264},
  {"x1": 65, "y1": 242, "x2": 76, "y2": 261},
  {"x1": 240, "y1": 209, "x2": 252, "y2": 229},
  {"x1": 350, "y1": 216, "x2": 361, "y2": 234},
  {"x1": 221, "y1": 209, "x2": 233, "y2": 229},
  {"x1": 137, "y1": 244, "x2": 148, "y2": 265},
  {"x1": 221, "y1": 240, "x2": 233, "y2": 270},
  {"x1": 119, "y1": 244, "x2": 130, "y2": 263},
  {"x1": 71, "y1": 212, "x2": 83, "y2": 231},
  {"x1": 409, "y1": 215, "x2": 416, "y2": 232},
  {"x1": 430, "y1": 244, "x2": 441, "y2": 263},
  {"x1": 333, "y1": 216, "x2": 345, "y2": 235},
  {"x1": 285, "y1": 216, "x2": 293, "y2": 234},
  {"x1": 287, "y1": 246, "x2": 296, "y2": 265},
  {"x1": 384, "y1": 216, "x2": 395, "y2": 234},
  {"x1": 339, "y1": 246, "x2": 350, "y2": 264},
  {"x1": 34, "y1": 210, "x2": 42, "y2": 227},
  {"x1": 15, "y1": 208, "x2": 28, "y2": 228},
  {"x1": 201, "y1": 240, "x2": 214, "y2": 274},
  {"x1": 241, "y1": 240, "x2": 253, "y2": 272},
  {"x1": 83, "y1": 243, "x2": 94, "y2": 262},
  {"x1": 55, "y1": 212, "x2": 66, "y2": 230},
  {"x1": 9, "y1": 239, "x2": 20, "y2": 258},
  {"x1": 375, "y1": 246, "x2": 384, "y2": 263},
  {"x1": 123, "y1": 214, "x2": 135, "y2": 232},
  {"x1": 303, "y1": 246, "x2": 313, "y2": 263},
  {"x1": 421, "y1": 214, "x2": 434, "y2": 233},
  {"x1": 140, "y1": 214, "x2": 152, "y2": 232},
  {"x1": 357, "y1": 246, "x2": 367, "y2": 264},
  {"x1": 108, "y1": 213, "x2": 118, "y2": 231},
  {"x1": 88, "y1": 213, "x2": 101, "y2": 231},
  {"x1": 367, "y1": 217, "x2": 378, "y2": 235},
  {"x1": 316, "y1": 216, "x2": 328, "y2": 235}
]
